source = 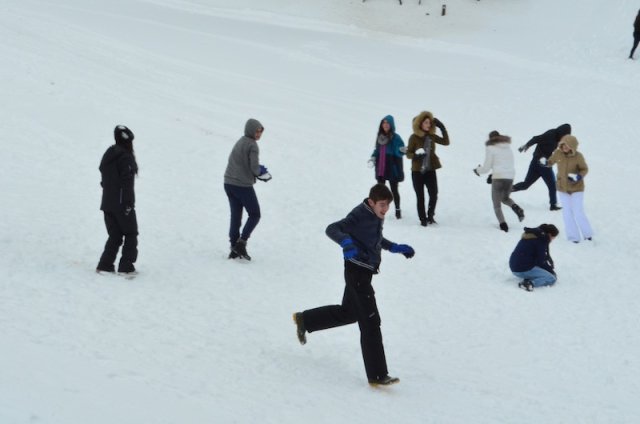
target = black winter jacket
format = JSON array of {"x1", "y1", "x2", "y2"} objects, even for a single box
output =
[
  {"x1": 326, "y1": 200, "x2": 393, "y2": 273},
  {"x1": 524, "y1": 123, "x2": 571, "y2": 160},
  {"x1": 509, "y1": 227, "x2": 555, "y2": 274},
  {"x1": 99, "y1": 145, "x2": 138, "y2": 212}
]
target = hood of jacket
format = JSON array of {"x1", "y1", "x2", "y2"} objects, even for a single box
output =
[
  {"x1": 380, "y1": 115, "x2": 396, "y2": 134},
  {"x1": 555, "y1": 123, "x2": 572, "y2": 140},
  {"x1": 522, "y1": 226, "x2": 544, "y2": 240},
  {"x1": 411, "y1": 111, "x2": 435, "y2": 137},
  {"x1": 558, "y1": 134, "x2": 579, "y2": 156},
  {"x1": 99, "y1": 145, "x2": 127, "y2": 172},
  {"x1": 485, "y1": 134, "x2": 511, "y2": 146},
  {"x1": 244, "y1": 118, "x2": 264, "y2": 139}
]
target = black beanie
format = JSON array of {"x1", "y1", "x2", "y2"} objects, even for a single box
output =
[{"x1": 114, "y1": 125, "x2": 134, "y2": 144}]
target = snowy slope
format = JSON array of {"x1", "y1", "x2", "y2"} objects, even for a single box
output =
[{"x1": 1, "y1": 0, "x2": 639, "y2": 423}]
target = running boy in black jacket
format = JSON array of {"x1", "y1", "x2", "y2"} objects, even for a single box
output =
[
  {"x1": 293, "y1": 184, "x2": 415, "y2": 386},
  {"x1": 512, "y1": 124, "x2": 571, "y2": 211}
]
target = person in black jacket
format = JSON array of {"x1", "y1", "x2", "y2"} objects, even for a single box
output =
[
  {"x1": 630, "y1": 9, "x2": 640, "y2": 59},
  {"x1": 96, "y1": 125, "x2": 139, "y2": 275},
  {"x1": 292, "y1": 184, "x2": 415, "y2": 386},
  {"x1": 509, "y1": 224, "x2": 559, "y2": 292},
  {"x1": 511, "y1": 124, "x2": 571, "y2": 211}
]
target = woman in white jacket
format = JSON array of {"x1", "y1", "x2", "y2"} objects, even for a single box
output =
[{"x1": 474, "y1": 131, "x2": 525, "y2": 232}]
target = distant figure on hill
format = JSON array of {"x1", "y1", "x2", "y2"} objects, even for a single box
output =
[
  {"x1": 547, "y1": 135, "x2": 593, "y2": 243},
  {"x1": 473, "y1": 130, "x2": 524, "y2": 232},
  {"x1": 512, "y1": 124, "x2": 571, "y2": 211},
  {"x1": 96, "y1": 125, "x2": 139, "y2": 277},
  {"x1": 368, "y1": 115, "x2": 405, "y2": 219},
  {"x1": 629, "y1": 9, "x2": 640, "y2": 59},
  {"x1": 405, "y1": 111, "x2": 450, "y2": 226},
  {"x1": 509, "y1": 224, "x2": 559, "y2": 292},
  {"x1": 292, "y1": 184, "x2": 415, "y2": 387},
  {"x1": 223, "y1": 118, "x2": 272, "y2": 261}
]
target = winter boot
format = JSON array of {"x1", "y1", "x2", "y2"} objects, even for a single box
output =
[
  {"x1": 427, "y1": 208, "x2": 436, "y2": 225},
  {"x1": 420, "y1": 219, "x2": 428, "y2": 227},
  {"x1": 512, "y1": 204, "x2": 525, "y2": 222},
  {"x1": 518, "y1": 279, "x2": 534, "y2": 292},
  {"x1": 550, "y1": 204, "x2": 562, "y2": 211},
  {"x1": 368, "y1": 375, "x2": 400, "y2": 386},
  {"x1": 96, "y1": 263, "x2": 115, "y2": 274},
  {"x1": 499, "y1": 222, "x2": 508, "y2": 232},
  {"x1": 292, "y1": 312, "x2": 306, "y2": 345},
  {"x1": 395, "y1": 209, "x2": 402, "y2": 219},
  {"x1": 232, "y1": 238, "x2": 251, "y2": 261}
]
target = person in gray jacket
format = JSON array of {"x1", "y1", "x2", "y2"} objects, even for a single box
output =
[{"x1": 223, "y1": 118, "x2": 271, "y2": 260}]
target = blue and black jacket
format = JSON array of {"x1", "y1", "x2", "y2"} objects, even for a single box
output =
[
  {"x1": 371, "y1": 115, "x2": 405, "y2": 183},
  {"x1": 326, "y1": 200, "x2": 393, "y2": 273}
]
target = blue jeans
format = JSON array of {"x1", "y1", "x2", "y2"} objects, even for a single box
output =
[
  {"x1": 512, "y1": 266, "x2": 556, "y2": 288},
  {"x1": 224, "y1": 184, "x2": 261, "y2": 244}
]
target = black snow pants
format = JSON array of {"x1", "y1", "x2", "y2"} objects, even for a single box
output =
[
  {"x1": 302, "y1": 261, "x2": 388, "y2": 380},
  {"x1": 98, "y1": 210, "x2": 138, "y2": 272}
]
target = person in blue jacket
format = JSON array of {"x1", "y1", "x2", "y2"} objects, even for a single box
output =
[
  {"x1": 292, "y1": 184, "x2": 415, "y2": 386},
  {"x1": 509, "y1": 224, "x2": 559, "y2": 291},
  {"x1": 369, "y1": 115, "x2": 405, "y2": 219}
]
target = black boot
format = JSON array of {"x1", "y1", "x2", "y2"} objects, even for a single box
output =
[
  {"x1": 512, "y1": 204, "x2": 525, "y2": 222},
  {"x1": 499, "y1": 222, "x2": 508, "y2": 232},
  {"x1": 550, "y1": 204, "x2": 562, "y2": 211},
  {"x1": 232, "y1": 238, "x2": 251, "y2": 260},
  {"x1": 368, "y1": 375, "x2": 400, "y2": 386},
  {"x1": 395, "y1": 209, "x2": 402, "y2": 219},
  {"x1": 518, "y1": 280, "x2": 534, "y2": 292}
]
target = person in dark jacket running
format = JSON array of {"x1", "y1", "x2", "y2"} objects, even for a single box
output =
[
  {"x1": 629, "y1": 9, "x2": 640, "y2": 59},
  {"x1": 292, "y1": 184, "x2": 415, "y2": 386},
  {"x1": 369, "y1": 115, "x2": 405, "y2": 219},
  {"x1": 96, "y1": 125, "x2": 139, "y2": 275},
  {"x1": 509, "y1": 224, "x2": 559, "y2": 291},
  {"x1": 512, "y1": 124, "x2": 571, "y2": 210},
  {"x1": 223, "y1": 118, "x2": 271, "y2": 260}
]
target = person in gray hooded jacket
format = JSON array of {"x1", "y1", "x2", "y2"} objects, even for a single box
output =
[{"x1": 224, "y1": 118, "x2": 271, "y2": 260}]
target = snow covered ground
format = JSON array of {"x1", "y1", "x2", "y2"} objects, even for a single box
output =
[{"x1": 1, "y1": 0, "x2": 639, "y2": 422}]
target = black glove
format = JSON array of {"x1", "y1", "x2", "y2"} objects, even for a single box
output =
[
  {"x1": 486, "y1": 174, "x2": 492, "y2": 184},
  {"x1": 433, "y1": 117, "x2": 445, "y2": 129}
]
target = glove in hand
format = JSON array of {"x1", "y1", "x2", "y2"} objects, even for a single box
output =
[
  {"x1": 390, "y1": 243, "x2": 415, "y2": 258},
  {"x1": 257, "y1": 165, "x2": 272, "y2": 182},
  {"x1": 367, "y1": 157, "x2": 375, "y2": 168},
  {"x1": 567, "y1": 173, "x2": 582, "y2": 183},
  {"x1": 340, "y1": 238, "x2": 358, "y2": 260}
]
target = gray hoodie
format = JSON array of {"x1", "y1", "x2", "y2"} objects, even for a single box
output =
[{"x1": 224, "y1": 119, "x2": 263, "y2": 187}]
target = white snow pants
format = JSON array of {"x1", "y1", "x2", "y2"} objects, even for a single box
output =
[{"x1": 558, "y1": 191, "x2": 593, "y2": 242}]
